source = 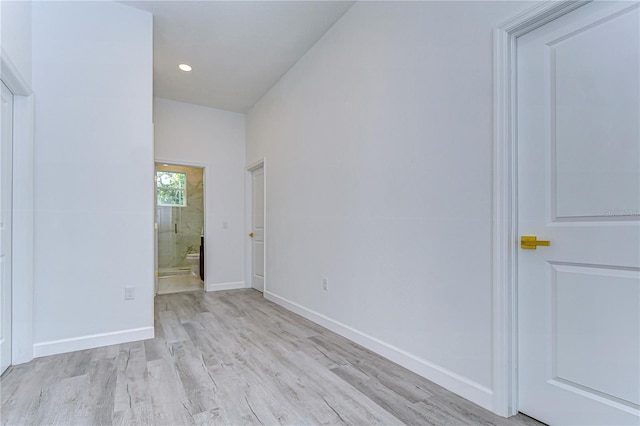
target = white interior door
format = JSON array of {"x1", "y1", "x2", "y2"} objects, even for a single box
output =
[
  {"x1": 1, "y1": 81, "x2": 14, "y2": 375},
  {"x1": 517, "y1": 2, "x2": 640, "y2": 425},
  {"x1": 251, "y1": 167, "x2": 265, "y2": 292}
]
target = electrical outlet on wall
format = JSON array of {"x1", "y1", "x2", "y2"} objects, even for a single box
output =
[
  {"x1": 124, "y1": 287, "x2": 135, "y2": 300},
  {"x1": 322, "y1": 278, "x2": 328, "y2": 291}
]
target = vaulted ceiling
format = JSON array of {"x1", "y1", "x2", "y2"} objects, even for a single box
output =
[{"x1": 122, "y1": 1, "x2": 355, "y2": 113}]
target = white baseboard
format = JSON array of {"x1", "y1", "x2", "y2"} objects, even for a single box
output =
[
  {"x1": 33, "y1": 326, "x2": 154, "y2": 358},
  {"x1": 264, "y1": 291, "x2": 493, "y2": 412},
  {"x1": 206, "y1": 281, "x2": 245, "y2": 292}
]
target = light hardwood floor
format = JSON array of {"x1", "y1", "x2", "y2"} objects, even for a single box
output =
[{"x1": 1, "y1": 289, "x2": 543, "y2": 425}]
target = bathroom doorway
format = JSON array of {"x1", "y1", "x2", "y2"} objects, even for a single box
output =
[{"x1": 155, "y1": 163, "x2": 205, "y2": 294}]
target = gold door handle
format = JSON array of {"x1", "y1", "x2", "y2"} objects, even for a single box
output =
[
  {"x1": 521, "y1": 235, "x2": 550, "y2": 249},
  {"x1": 249, "y1": 232, "x2": 254, "y2": 238}
]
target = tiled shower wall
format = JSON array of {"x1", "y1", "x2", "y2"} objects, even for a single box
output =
[{"x1": 157, "y1": 164, "x2": 204, "y2": 270}]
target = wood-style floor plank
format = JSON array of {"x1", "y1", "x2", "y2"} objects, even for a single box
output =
[{"x1": 1, "y1": 289, "x2": 542, "y2": 426}]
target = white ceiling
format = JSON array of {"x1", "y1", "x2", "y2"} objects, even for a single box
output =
[{"x1": 122, "y1": 1, "x2": 355, "y2": 113}]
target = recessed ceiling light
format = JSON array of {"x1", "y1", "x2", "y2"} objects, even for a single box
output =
[{"x1": 178, "y1": 64, "x2": 192, "y2": 72}]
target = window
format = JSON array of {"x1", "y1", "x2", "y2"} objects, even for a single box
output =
[{"x1": 157, "y1": 171, "x2": 187, "y2": 207}]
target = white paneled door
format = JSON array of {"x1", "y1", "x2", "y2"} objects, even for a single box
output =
[
  {"x1": 517, "y1": 2, "x2": 640, "y2": 425},
  {"x1": 0, "y1": 81, "x2": 13, "y2": 375},
  {"x1": 251, "y1": 167, "x2": 265, "y2": 292}
]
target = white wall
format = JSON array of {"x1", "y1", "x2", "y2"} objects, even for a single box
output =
[
  {"x1": 32, "y1": 1, "x2": 154, "y2": 355},
  {"x1": 247, "y1": 0, "x2": 534, "y2": 412},
  {"x1": 154, "y1": 98, "x2": 246, "y2": 290}
]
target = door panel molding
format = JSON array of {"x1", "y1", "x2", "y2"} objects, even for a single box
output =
[
  {"x1": 515, "y1": 2, "x2": 639, "y2": 421},
  {"x1": 492, "y1": 0, "x2": 590, "y2": 417}
]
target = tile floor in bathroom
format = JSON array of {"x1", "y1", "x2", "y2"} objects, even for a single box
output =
[{"x1": 157, "y1": 273, "x2": 203, "y2": 294}]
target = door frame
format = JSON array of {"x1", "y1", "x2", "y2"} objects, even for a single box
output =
[
  {"x1": 1, "y1": 49, "x2": 35, "y2": 366},
  {"x1": 245, "y1": 158, "x2": 266, "y2": 293},
  {"x1": 492, "y1": 0, "x2": 590, "y2": 417},
  {"x1": 154, "y1": 159, "x2": 208, "y2": 291}
]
